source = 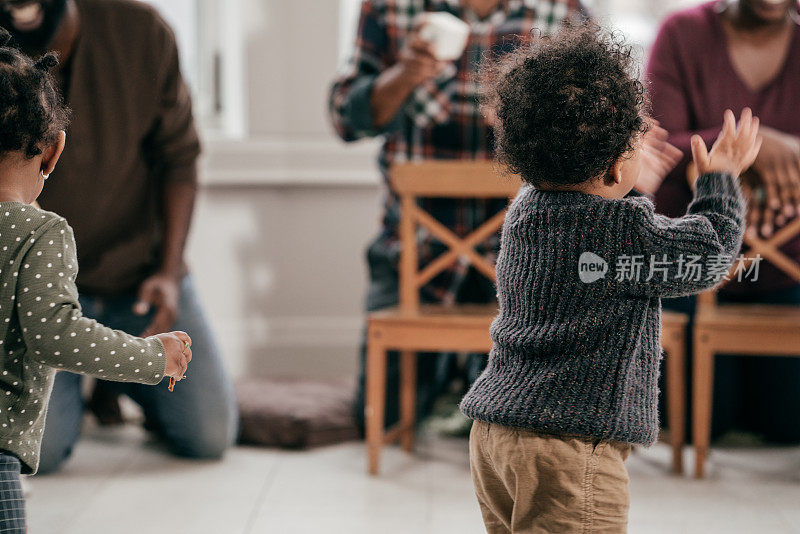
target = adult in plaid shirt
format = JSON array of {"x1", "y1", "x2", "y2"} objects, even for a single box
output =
[{"x1": 329, "y1": 0, "x2": 586, "y2": 431}]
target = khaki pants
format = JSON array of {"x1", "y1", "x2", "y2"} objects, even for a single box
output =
[{"x1": 469, "y1": 421, "x2": 631, "y2": 533}]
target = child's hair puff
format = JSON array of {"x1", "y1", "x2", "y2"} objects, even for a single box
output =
[
  {"x1": 0, "y1": 27, "x2": 70, "y2": 160},
  {"x1": 482, "y1": 22, "x2": 648, "y2": 187}
]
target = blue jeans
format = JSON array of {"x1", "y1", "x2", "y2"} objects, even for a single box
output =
[{"x1": 36, "y1": 276, "x2": 238, "y2": 474}]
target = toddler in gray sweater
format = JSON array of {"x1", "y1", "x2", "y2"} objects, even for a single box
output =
[{"x1": 461, "y1": 25, "x2": 761, "y2": 533}]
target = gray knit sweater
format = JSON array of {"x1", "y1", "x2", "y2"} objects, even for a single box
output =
[{"x1": 460, "y1": 173, "x2": 745, "y2": 445}]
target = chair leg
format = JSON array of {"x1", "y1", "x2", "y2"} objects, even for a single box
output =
[
  {"x1": 664, "y1": 336, "x2": 685, "y2": 475},
  {"x1": 365, "y1": 328, "x2": 388, "y2": 475},
  {"x1": 692, "y1": 332, "x2": 714, "y2": 479},
  {"x1": 399, "y1": 351, "x2": 417, "y2": 452}
]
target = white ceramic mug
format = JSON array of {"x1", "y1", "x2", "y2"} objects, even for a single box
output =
[{"x1": 417, "y1": 12, "x2": 470, "y2": 61}]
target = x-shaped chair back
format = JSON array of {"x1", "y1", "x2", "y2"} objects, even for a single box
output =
[
  {"x1": 740, "y1": 218, "x2": 800, "y2": 281},
  {"x1": 699, "y1": 217, "x2": 800, "y2": 306},
  {"x1": 684, "y1": 162, "x2": 800, "y2": 305},
  {"x1": 390, "y1": 161, "x2": 522, "y2": 315}
]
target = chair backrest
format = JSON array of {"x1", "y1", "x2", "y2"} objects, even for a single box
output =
[
  {"x1": 687, "y1": 164, "x2": 800, "y2": 307},
  {"x1": 390, "y1": 161, "x2": 523, "y2": 314}
]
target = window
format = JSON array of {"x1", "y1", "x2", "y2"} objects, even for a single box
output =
[
  {"x1": 339, "y1": 0, "x2": 363, "y2": 66},
  {"x1": 141, "y1": 0, "x2": 247, "y2": 138}
]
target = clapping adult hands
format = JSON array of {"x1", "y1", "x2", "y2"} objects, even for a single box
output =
[
  {"x1": 744, "y1": 126, "x2": 800, "y2": 238},
  {"x1": 635, "y1": 120, "x2": 683, "y2": 196}
]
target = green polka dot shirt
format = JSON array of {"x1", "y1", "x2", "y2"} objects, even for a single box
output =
[{"x1": 0, "y1": 202, "x2": 167, "y2": 473}]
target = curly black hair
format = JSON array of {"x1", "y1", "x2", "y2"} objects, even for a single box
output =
[
  {"x1": 484, "y1": 23, "x2": 648, "y2": 187},
  {"x1": 0, "y1": 27, "x2": 69, "y2": 160}
]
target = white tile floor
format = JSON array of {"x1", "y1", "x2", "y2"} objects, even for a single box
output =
[{"x1": 26, "y1": 422, "x2": 800, "y2": 534}]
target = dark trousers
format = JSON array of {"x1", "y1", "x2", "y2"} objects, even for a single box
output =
[
  {"x1": 662, "y1": 285, "x2": 800, "y2": 443},
  {"x1": 354, "y1": 239, "x2": 494, "y2": 432},
  {"x1": 0, "y1": 453, "x2": 25, "y2": 534}
]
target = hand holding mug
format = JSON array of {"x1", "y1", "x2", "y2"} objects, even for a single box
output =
[{"x1": 398, "y1": 31, "x2": 448, "y2": 87}]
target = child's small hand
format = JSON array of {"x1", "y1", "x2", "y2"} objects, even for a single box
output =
[
  {"x1": 691, "y1": 108, "x2": 762, "y2": 182},
  {"x1": 157, "y1": 331, "x2": 192, "y2": 382}
]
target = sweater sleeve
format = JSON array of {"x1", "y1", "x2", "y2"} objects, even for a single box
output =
[
  {"x1": 328, "y1": 0, "x2": 403, "y2": 142},
  {"x1": 16, "y1": 220, "x2": 167, "y2": 384},
  {"x1": 142, "y1": 8, "x2": 201, "y2": 186},
  {"x1": 618, "y1": 172, "x2": 746, "y2": 298}
]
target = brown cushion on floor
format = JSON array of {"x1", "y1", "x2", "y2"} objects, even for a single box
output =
[{"x1": 236, "y1": 378, "x2": 359, "y2": 449}]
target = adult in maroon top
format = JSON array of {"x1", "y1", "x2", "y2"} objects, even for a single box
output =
[
  {"x1": 647, "y1": 0, "x2": 800, "y2": 443},
  {"x1": 648, "y1": 0, "x2": 800, "y2": 294}
]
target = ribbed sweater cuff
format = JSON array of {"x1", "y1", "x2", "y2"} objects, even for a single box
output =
[{"x1": 694, "y1": 172, "x2": 741, "y2": 202}]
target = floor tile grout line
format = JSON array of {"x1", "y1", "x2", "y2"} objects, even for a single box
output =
[{"x1": 242, "y1": 460, "x2": 280, "y2": 534}]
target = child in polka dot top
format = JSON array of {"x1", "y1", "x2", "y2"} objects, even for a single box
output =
[{"x1": 0, "y1": 30, "x2": 192, "y2": 525}]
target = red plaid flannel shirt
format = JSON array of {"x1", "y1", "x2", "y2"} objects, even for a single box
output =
[{"x1": 330, "y1": 0, "x2": 585, "y2": 303}]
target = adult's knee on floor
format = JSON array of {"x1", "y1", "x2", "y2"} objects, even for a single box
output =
[{"x1": 167, "y1": 414, "x2": 237, "y2": 459}]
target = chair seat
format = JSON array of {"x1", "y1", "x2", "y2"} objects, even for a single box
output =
[
  {"x1": 371, "y1": 305, "x2": 688, "y2": 331},
  {"x1": 369, "y1": 303, "x2": 498, "y2": 328},
  {"x1": 369, "y1": 305, "x2": 688, "y2": 354},
  {"x1": 367, "y1": 304, "x2": 498, "y2": 353},
  {"x1": 696, "y1": 303, "x2": 800, "y2": 330}
]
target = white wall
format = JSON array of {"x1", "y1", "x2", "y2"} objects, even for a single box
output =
[
  {"x1": 188, "y1": 0, "x2": 382, "y2": 381},
  {"x1": 244, "y1": 0, "x2": 341, "y2": 137},
  {"x1": 187, "y1": 185, "x2": 380, "y2": 381}
]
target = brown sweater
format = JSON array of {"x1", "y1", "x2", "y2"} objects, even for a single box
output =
[{"x1": 38, "y1": 0, "x2": 200, "y2": 295}]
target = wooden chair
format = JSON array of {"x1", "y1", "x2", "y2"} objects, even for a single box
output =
[
  {"x1": 365, "y1": 161, "x2": 519, "y2": 475},
  {"x1": 365, "y1": 160, "x2": 688, "y2": 475},
  {"x1": 693, "y1": 217, "x2": 800, "y2": 478},
  {"x1": 661, "y1": 310, "x2": 689, "y2": 474}
]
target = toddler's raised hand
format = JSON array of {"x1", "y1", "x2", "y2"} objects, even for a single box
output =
[
  {"x1": 156, "y1": 331, "x2": 192, "y2": 383},
  {"x1": 691, "y1": 108, "x2": 762, "y2": 182}
]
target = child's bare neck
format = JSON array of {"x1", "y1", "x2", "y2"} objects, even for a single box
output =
[
  {"x1": 0, "y1": 166, "x2": 31, "y2": 204},
  {"x1": 0, "y1": 187, "x2": 28, "y2": 204},
  {"x1": 536, "y1": 183, "x2": 583, "y2": 193}
]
